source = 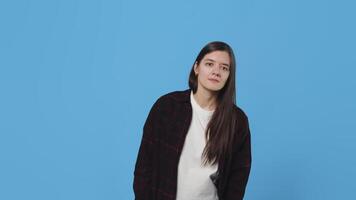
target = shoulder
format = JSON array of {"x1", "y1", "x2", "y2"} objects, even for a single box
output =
[
  {"x1": 232, "y1": 104, "x2": 249, "y2": 122},
  {"x1": 146, "y1": 89, "x2": 190, "y2": 118},
  {"x1": 158, "y1": 89, "x2": 190, "y2": 102},
  {"x1": 151, "y1": 89, "x2": 190, "y2": 109},
  {"x1": 232, "y1": 104, "x2": 250, "y2": 136}
]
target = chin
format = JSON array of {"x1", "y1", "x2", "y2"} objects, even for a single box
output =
[
  {"x1": 208, "y1": 83, "x2": 223, "y2": 90},
  {"x1": 206, "y1": 86, "x2": 222, "y2": 92},
  {"x1": 200, "y1": 81, "x2": 223, "y2": 92}
]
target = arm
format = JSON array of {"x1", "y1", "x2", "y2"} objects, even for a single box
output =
[
  {"x1": 133, "y1": 101, "x2": 160, "y2": 200},
  {"x1": 225, "y1": 117, "x2": 252, "y2": 200}
]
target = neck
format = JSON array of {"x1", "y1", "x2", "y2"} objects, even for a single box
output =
[{"x1": 193, "y1": 87, "x2": 218, "y2": 111}]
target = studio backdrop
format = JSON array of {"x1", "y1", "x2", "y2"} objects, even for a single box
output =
[{"x1": 0, "y1": 0, "x2": 355, "y2": 199}]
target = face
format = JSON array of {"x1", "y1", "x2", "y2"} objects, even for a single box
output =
[{"x1": 194, "y1": 50, "x2": 231, "y2": 93}]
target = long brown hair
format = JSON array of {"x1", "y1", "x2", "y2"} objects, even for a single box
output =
[{"x1": 188, "y1": 41, "x2": 238, "y2": 166}]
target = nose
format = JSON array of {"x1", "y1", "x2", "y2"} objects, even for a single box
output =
[{"x1": 212, "y1": 65, "x2": 221, "y2": 77}]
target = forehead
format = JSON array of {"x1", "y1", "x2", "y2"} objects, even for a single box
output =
[{"x1": 202, "y1": 51, "x2": 230, "y2": 65}]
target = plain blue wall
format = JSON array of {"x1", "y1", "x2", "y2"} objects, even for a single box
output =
[{"x1": 0, "y1": 0, "x2": 355, "y2": 199}]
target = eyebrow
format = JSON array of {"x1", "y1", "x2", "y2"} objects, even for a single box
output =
[{"x1": 204, "y1": 58, "x2": 230, "y2": 67}]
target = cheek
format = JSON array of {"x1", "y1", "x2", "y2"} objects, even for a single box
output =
[
  {"x1": 222, "y1": 74, "x2": 230, "y2": 82},
  {"x1": 199, "y1": 68, "x2": 211, "y2": 77}
]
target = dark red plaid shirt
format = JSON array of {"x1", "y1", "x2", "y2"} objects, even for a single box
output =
[{"x1": 133, "y1": 88, "x2": 252, "y2": 200}]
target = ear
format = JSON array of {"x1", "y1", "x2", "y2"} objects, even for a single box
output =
[{"x1": 194, "y1": 62, "x2": 198, "y2": 75}]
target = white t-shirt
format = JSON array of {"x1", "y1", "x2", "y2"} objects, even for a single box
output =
[{"x1": 176, "y1": 91, "x2": 219, "y2": 200}]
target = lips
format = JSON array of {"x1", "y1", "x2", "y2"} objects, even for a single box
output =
[{"x1": 208, "y1": 78, "x2": 220, "y2": 83}]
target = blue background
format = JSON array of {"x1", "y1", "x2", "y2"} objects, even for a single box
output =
[{"x1": 0, "y1": 0, "x2": 355, "y2": 199}]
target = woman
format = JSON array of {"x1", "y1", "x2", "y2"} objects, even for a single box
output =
[{"x1": 133, "y1": 41, "x2": 252, "y2": 200}]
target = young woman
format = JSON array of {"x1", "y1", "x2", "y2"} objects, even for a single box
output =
[{"x1": 133, "y1": 41, "x2": 252, "y2": 200}]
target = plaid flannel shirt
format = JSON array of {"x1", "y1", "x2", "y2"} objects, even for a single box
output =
[{"x1": 133, "y1": 88, "x2": 252, "y2": 200}]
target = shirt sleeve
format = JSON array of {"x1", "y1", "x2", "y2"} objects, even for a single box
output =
[
  {"x1": 133, "y1": 100, "x2": 160, "y2": 200},
  {"x1": 224, "y1": 116, "x2": 252, "y2": 200}
]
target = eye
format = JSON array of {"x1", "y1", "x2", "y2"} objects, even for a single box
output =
[
  {"x1": 205, "y1": 62, "x2": 213, "y2": 67},
  {"x1": 223, "y1": 66, "x2": 229, "y2": 71}
]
